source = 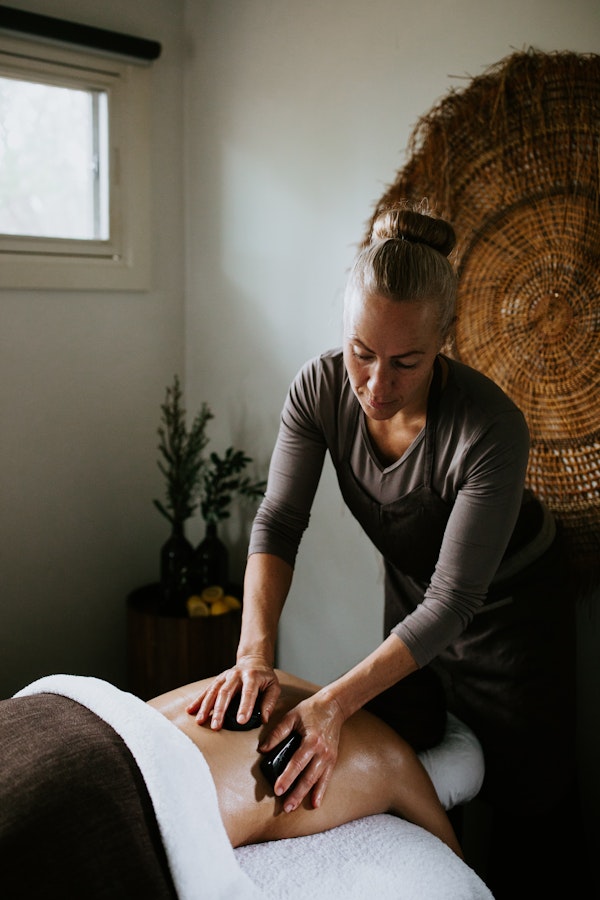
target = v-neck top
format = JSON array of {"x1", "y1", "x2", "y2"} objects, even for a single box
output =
[
  {"x1": 354, "y1": 409, "x2": 426, "y2": 498},
  {"x1": 249, "y1": 349, "x2": 530, "y2": 667}
]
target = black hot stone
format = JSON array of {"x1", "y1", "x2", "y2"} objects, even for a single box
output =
[
  {"x1": 222, "y1": 692, "x2": 263, "y2": 731},
  {"x1": 260, "y1": 731, "x2": 302, "y2": 790}
]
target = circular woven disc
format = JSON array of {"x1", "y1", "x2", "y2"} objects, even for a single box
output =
[{"x1": 457, "y1": 192, "x2": 600, "y2": 443}]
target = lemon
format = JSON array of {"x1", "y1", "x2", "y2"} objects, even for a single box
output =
[
  {"x1": 186, "y1": 595, "x2": 211, "y2": 617},
  {"x1": 201, "y1": 585, "x2": 224, "y2": 605},
  {"x1": 210, "y1": 598, "x2": 230, "y2": 616},
  {"x1": 223, "y1": 594, "x2": 241, "y2": 610}
]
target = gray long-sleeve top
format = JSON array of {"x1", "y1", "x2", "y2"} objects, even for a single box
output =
[{"x1": 249, "y1": 350, "x2": 530, "y2": 667}]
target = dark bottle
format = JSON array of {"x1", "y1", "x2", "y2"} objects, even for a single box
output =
[
  {"x1": 190, "y1": 522, "x2": 229, "y2": 593},
  {"x1": 159, "y1": 521, "x2": 193, "y2": 615}
]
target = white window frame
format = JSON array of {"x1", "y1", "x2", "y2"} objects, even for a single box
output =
[{"x1": 0, "y1": 34, "x2": 151, "y2": 291}]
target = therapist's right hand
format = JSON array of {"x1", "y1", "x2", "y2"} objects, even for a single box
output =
[{"x1": 185, "y1": 655, "x2": 281, "y2": 730}]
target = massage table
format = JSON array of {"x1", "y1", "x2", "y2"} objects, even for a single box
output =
[{"x1": 3, "y1": 675, "x2": 492, "y2": 899}]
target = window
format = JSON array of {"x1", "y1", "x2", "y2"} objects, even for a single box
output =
[
  {"x1": 0, "y1": 75, "x2": 109, "y2": 240},
  {"x1": 0, "y1": 34, "x2": 151, "y2": 290}
]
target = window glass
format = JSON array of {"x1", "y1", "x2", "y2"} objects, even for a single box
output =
[{"x1": 0, "y1": 75, "x2": 109, "y2": 240}]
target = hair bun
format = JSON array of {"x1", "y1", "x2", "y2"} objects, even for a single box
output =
[{"x1": 371, "y1": 204, "x2": 455, "y2": 257}]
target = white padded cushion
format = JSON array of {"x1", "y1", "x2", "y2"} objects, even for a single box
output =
[{"x1": 418, "y1": 712, "x2": 485, "y2": 809}]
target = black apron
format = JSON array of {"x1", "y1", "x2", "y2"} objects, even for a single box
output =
[{"x1": 339, "y1": 359, "x2": 451, "y2": 751}]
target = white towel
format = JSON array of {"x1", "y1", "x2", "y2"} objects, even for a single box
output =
[{"x1": 15, "y1": 675, "x2": 262, "y2": 900}]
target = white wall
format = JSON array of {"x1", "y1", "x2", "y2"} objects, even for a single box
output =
[{"x1": 0, "y1": 0, "x2": 186, "y2": 697}]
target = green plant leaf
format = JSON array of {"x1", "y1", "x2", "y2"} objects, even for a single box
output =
[{"x1": 153, "y1": 375, "x2": 265, "y2": 529}]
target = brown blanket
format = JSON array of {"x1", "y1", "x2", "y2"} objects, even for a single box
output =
[{"x1": 0, "y1": 693, "x2": 177, "y2": 900}]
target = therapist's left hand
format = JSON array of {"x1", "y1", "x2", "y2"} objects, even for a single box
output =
[{"x1": 258, "y1": 689, "x2": 345, "y2": 812}]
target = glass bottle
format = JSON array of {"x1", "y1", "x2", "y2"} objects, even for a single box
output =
[
  {"x1": 159, "y1": 521, "x2": 193, "y2": 615},
  {"x1": 190, "y1": 522, "x2": 229, "y2": 593}
]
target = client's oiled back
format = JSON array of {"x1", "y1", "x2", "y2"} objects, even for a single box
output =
[{"x1": 148, "y1": 670, "x2": 461, "y2": 855}]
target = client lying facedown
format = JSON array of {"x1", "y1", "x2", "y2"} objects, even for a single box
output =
[
  {"x1": 4, "y1": 666, "x2": 463, "y2": 891},
  {"x1": 4, "y1": 669, "x2": 494, "y2": 900}
]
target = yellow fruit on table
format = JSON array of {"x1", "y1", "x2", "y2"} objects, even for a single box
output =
[
  {"x1": 186, "y1": 595, "x2": 211, "y2": 617},
  {"x1": 201, "y1": 585, "x2": 224, "y2": 605},
  {"x1": 223, "y1": 594, "x2": 241, "y2": 610},
  {"x1": 210, "y1": 598, "x2": 230, "y2": 616}
]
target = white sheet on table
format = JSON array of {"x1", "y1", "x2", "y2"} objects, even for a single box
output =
[{"x1": 235, "y1": 814, "x2": 494, "y2": 900}]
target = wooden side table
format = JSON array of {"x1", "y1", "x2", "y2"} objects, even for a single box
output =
[{"x1": 127, "y1": 583, "x2": 242, "y2": 700}]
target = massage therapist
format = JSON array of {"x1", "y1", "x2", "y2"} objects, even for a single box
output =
[{"x1": 186, "y1": 201, "x2": 530, "y2": 814}]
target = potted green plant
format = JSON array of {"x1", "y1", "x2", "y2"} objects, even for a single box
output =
[
  {"x1": 191, "y1": 446, "x2": 266, "y2": 597},
  {"x1": 154, "y1": 375, "x2": 265, "y2": 614},
  {"x1": 154, "y1": 376, "x2": 212, "y2": 613}
]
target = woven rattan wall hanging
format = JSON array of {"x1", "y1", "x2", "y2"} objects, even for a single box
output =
[{"x1": 365, "y1": 48, "x2": 600, "y2": 588}]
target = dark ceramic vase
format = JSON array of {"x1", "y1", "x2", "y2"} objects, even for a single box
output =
[
  {"x1": 190, "y1": 522, "x2": 229, "y2": 593},
  {"x1": 159, "y1": 521, "x2": 193, "y2": 615}
]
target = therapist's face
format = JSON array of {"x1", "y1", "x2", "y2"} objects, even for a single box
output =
[{"x1": 343, "y1": 290, "x2": 443, "y2": 422}]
